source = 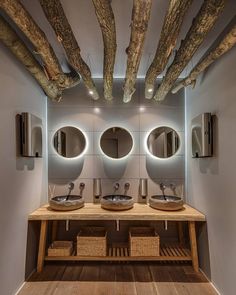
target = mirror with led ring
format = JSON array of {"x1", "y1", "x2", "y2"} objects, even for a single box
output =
[
  {"x1": 53, "y1": 126, "x2": 86, "y2": 158},
  {"x1": 100, "y1": 127, "x2": 133, "y2": 159},
  {"x1": 147, "y1": 126, "x2": 180, "y2": 158}
]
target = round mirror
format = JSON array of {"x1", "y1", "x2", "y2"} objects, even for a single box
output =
[
  {"x1": 100, "y1": 127, "x2": 133, "y2": 159},
  {"x1": 147, "y1": 126, "x2": 180, "y2": 158},
  {"x1": 53, "y1": 126, "x2": 86, "y2": 158}
]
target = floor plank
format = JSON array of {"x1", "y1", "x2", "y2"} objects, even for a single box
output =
[
  {"x1": 132, "y1": 263, "x2": 157, "y2": 295},
  {"x1": 19, "y1": 263, "x2": 217, "y2": 295},
  {"x1": 115, "y1": 264, "x2": 137, "y2": 295}
]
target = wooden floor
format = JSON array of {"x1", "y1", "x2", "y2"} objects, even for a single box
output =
[{"x1": 19, "y1": 262, "x2": 217, "y2": 295}]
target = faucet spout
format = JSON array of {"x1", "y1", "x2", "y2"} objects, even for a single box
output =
[
  {"x1": 170, "y1": 183, "x2": 177, "y2": 196},
  {"x1": 79, "y1": 182, "x2": 85, "y2": 196},
  {"x1": 66, "y1": 182, "x2": 74, "y2": 200},
  {"x1": 113, "y1": 182, "x2": 119, "y2": 194},
  {"x1": 124, "y1": 183, "x2": 130, "y2": 195},
  {"x1": 160, "y1": 183, "x2": 167, "y2": 201}
]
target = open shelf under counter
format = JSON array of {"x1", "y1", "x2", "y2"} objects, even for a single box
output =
[
  {"x1": 28, "y1": 203, "x2": 205, "y2": 221},
  {"x1": 45, "y1": 243, "x2": 191, "y2": 262},
  {"x1": 29, "y1": 203, "x2": 205, "y2": 273}
]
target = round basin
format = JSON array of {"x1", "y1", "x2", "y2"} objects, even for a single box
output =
[
  {"x1": 149, "y1": 195, "x2": 184, "y2": 211},
  {"x1": 49, "y1": 195, "x2": 84, "y2": 211},
  {"x1": 101, "y1": 195, "x2": 134, "y2": 211}
]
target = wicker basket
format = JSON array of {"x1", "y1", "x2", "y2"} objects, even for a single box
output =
[
  {"x1": 48, "y1": 241, "x2": 73, "y2": 257},
  {"x1": 129, "y1": 227, "x2": 160, "y2": 257},
  {"x1": 77, "y1": 227, "x2": 107, "y2": 256}
]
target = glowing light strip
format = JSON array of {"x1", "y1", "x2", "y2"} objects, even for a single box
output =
[
  {"x1": 51, "y1": 125, "x2": 89, "y2": 160},
  {"x1": 99, "y1": 126, "x2": 134, "y2": 161},
  {"x1": 144, "y1": 126, "x2": 182, "y2": 161}
]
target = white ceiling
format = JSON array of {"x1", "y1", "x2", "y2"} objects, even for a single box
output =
[{"x1": 20, "y1": 0, "x2": 236, "y2": 78}]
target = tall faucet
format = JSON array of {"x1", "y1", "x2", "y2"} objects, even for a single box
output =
[
  {"x1": 124, "y1": 183, "x2": 130, "y2": 195},
  {"x1": 170, "y1": 183, "x2": 177, "y2": 196},
  {"x1": 113, "y1": 182, "x2": 119, "y2": 194},
  {"x1": 79, "y1": 182, "x2": 85, "y2": 196},
  {"x1": 66, "y1": 182, "x2": 74, "y2": 200},
  {"x1": 160, "y1": 183, "x2": 167, "y2": 201}
]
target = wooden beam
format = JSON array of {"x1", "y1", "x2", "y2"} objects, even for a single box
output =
[
  {"x1": 92, "y1": 0, "x2": 117, "y2": 101},
  {"x1": 123, "y1": 0, "x2": 152, "y2": 103},
  {"x1": 153, "y1": 0, "x2": 226, "y2": 101},
  {"x1": 0, "y1": 16, "x2": 62, "y2": 101},
  {"x1": 172, "y1": 21, "x2": 236, "y2": 93},
  {"x1": 39, "y1": 0, "x2": 99, "y2": 100},
  {"x1": 145, "y1": 0, "x2": 193, "y2": 99},
  {"x1": 0, "y1": 0, "x2": 79, "y2": 90}
]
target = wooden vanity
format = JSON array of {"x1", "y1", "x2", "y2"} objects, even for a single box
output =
[{"x1": 28, "y1": 203, "x2": 205, "y2": 273}]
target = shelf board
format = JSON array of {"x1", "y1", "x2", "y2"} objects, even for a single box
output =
[{"x1": 45, "y1": 244, "x2": 192, "y2": 262}]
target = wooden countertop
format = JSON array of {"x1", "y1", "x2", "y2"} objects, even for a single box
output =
[{"x1": 28, "y1": 203, "x2": 205, "y2": 221}]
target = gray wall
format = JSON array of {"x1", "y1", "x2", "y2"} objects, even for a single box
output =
[
  {"x1": 0, "y1": 44, "x2": 47, "y2": 295},
  {"x1": 48, "y1": 79, "x2": 185, "y2": 201},
  {"x1": 186, "y1": 46, "x2": 236, "y2": 295}
]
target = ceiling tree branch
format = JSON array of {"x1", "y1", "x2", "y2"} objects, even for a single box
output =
[
  {"x1": 145, "y1": 0, "x2": 193, "y2": 99},
  {"x1": 92, "y1": 0, "x2": 117, "y2": 101},
  {"x1": 0, "y1": 16, "x2": 62, "y2": 101},
  {"x1": 123, "y1": 0, "x2": 152, "y2": 103},
  {"x1": 153, "y1": 0, "x2": 226, "y2": 102},
  {"x1": 0, "y1": 0, "x2": 79, "y2": 90},
  {"x1": 39, "y1": 0, "x2": 99, "y2": 100},
  {"x1": 172, "y1": 21, "x2": 236, "y2": 93}
]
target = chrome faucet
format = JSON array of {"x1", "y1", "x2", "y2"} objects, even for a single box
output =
[
  {"x1": 113, "y1": 182, "x2": 119, "y2": 194},
  {"x1": 160, "y1": 183, "x2": 167, "y2": 201},
  {"x1": 124, "y1": 183, "x2": 130, "y2": 195},
  {"x1": 79, "y1": 182, "x2": 85, "y2": 196},
  {"x1": 170, "y1": 183, "x2": 177, "y2": 196},
  {"x1": 66, "y1": 182, "x2": 75, "y2": 200}
]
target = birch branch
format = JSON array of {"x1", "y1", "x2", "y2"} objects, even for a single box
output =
[
  {"x1": 145, "y1": 0, "x2": 193, "y2": 99},
  {"x1": 0, "y1": 16, "x2": 62, "y2": 101},
  {"x1": 0, "y1": 0, "x2": 79, "y2": 89},
  {"x1": 39, "y1": 0, "x2": 100, "y2": 100},
  {"x1": 123, "y1": 0, "x2": 152, "y2": 103},
  {"x1": 153, "y1": 0, "x2": 226, "y2": 101}
]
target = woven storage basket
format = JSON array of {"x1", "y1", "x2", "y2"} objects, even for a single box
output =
[
  {"x1": 129, "y1": 227, "x2": 160, "y2": 257},
  {"x1": 77, "y1": 227, "x2": 107, "y2": 256},
  {"x1": 48, "y1": 241, "x2": 73, "y2": 257}
]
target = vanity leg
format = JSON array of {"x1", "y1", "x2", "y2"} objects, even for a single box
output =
[
  {"x1": 188, "y1": 221, "x2": 199, "y2": 272},
  {"x1": 178, "y1": 222, "x2": 185, "y2": 246},
  {"x1": 51, "y1": 220, "x2": 58, "y2": 242},
  {"x1": 37, "y1": 220, "x2": 48, "y2": 273}
]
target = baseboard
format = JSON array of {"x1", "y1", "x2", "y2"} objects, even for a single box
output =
[
  {"x1": 199, "y1": 268, "x2": 221, "y2": 295},
  {"x1": 15, "y1": 282, "x2": 26, "y2": 295},
  {"x1": 25, "y1": 268, "x2": 36, "y2": 281},
  {"x1": 15, "y1": 268, "x2": 36, "y2": 295}
]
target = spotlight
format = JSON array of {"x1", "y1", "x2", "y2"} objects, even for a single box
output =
[{"x1": 94, "y1": 107, "x2": 100, "y2": 114}]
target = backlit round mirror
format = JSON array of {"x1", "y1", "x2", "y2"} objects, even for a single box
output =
[
  {"x1": 53, "y1": 126, "x2": 86, "y2": 158},
  {"x1": 100, "y1": 127, "x2": 133, "y2": 159},
  {"x1": 147, "y1": 127, "x2": 180, "y2": 158}
]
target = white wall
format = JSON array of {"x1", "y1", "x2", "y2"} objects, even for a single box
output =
[
  {"x1": 0, "y1": 44, "x2": 47, "y2": 295},
  {"x1": 186, "y1": 46, "x2": 236, "y2": 295},
  {"x1": 48, "y1": 79, "x2": 185, "y2": 201}
]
